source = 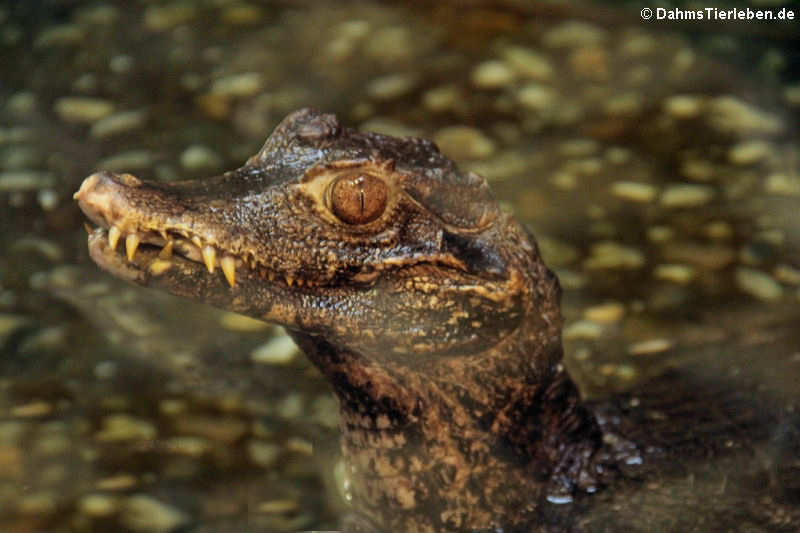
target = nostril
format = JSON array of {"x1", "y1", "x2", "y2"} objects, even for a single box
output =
[
  {"x1": 115, "y1": 172, "x2": 142, "y2": 187},
  {"x1": 73, "y1": 172, "x2": 104, "y2": 200}
]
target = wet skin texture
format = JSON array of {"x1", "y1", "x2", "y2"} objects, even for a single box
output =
[{"x1": 75, "y1": 109, "x2": 800, "y2": 532}]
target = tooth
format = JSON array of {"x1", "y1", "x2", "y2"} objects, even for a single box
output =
[
  {"x1": 108, "y1": 226, "x2": 122, "y2": 251},
  {"x1": 202, "y1": 245, "x2": 216, "y2": 273},
  {"x1": 285, "y1": 276, "x2": 294, "y2": 287},
  {"x1": 149, "y1": 259, "x2": 172, "y2": 276},
  {"x1": 159, "y1": 240, "x2": 174, "y2": 259},
  {"x1": 191, "y1": 235, "x2": 203, "y2": 248},
  {"x1": 220, "y1": 255, "x2": 236, "y2": 287},
  {"x1": 268, "y1": 272, "x2": 275, "y2": 281},
  {"x1": 296, "y1": 278, "x2": 304, "y2": 287},
  {"x1": 160, "y1": 229, "x2": 168, "y2": 240},
  {"x1": 126, "y1": 233, "x2": 140, "y2": 261}
]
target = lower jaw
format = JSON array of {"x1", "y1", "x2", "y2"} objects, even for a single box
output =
[
  {"x1": 87, "y1": 227, "x2": 252, "y2": 295},
  {"x1": 88, "y1": 227, "x2": 166, "y2": 283},
  {"x1": 84, "y1": 228, "x2": 327, "y2": 328},
  {"x1": 87, "y1": 226, "x2": 244, "y2": 287}
]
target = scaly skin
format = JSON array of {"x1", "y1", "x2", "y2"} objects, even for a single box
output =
[{"x1": 73, "y1": 108, "x2": 652, "y2": 532}]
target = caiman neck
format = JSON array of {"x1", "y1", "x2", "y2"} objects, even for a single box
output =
[{"x1": 291, "y1": 305, "x2": 609, "y2": 533}]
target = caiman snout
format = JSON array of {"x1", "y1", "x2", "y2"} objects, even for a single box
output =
[
  {"x1": 74, "y1": 170, "x2": 143, "y2": 201},
  {"x1": 73, "y1": 171, "x2": 144, "y2": 230},
  {"x1": 75, "y1": 169, "x2": 242, "y2": 288}
]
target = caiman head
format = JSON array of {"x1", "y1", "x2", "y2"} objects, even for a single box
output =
[
  {"x1": 76, "y1": 109, "x2": 599, "y2": 532},
  {"x1": 75, "y1": 108, "x2": 561, "y2": 365}
]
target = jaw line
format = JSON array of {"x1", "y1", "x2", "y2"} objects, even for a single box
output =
[
  {"x1": 85, "y1": 227, "x2": 331, "y2": 329},
  {"x1": 74, "y1": 171, "x2": 333, "y2": 289},
  {"x1": 88, "y1": 227, "x2": 220, "y2": 286}
]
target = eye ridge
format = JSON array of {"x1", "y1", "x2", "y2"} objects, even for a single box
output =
[{"x1": 329, "y1": 173, "x2": 388, "y2": 225}]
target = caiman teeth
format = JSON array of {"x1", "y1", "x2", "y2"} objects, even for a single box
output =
[
  {"x1": 108, "y1": 226, "x2": 122, "y2": 251},
  {"x1": 126, "y1": 233, "x2": 141, "y2": 261},
  {"x1": 202, "y1": 245, "x2": 216, "y2": 273},
  {"x1": 149, "y1": 258, "x2": 173, "y2": 276},
  {"x1": 159, "y1": 240, "x2": 174, "y2": 259},
  {"x1": 96, "y1": 224, "x2": 327, "y2": 289},
  {"x1": 220, "y1": 255, "x2": 236, "y2": 287}
]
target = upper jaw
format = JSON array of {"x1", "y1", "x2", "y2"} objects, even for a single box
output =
[{"x1": 74, "y1": 171, "x2": 328, "y2": 289}]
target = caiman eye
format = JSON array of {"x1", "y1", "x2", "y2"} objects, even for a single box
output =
[{"x1": 329, "y1": 173, "x2": 388, "y2": 225}]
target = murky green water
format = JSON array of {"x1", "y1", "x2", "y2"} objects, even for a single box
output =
[{"x1": 1, "y1": 1, "x2": 798, "y2": 531}]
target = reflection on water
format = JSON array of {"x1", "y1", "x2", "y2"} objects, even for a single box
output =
[{"x1": 0, "y1": 1, "x2": 798, "y2": 531}]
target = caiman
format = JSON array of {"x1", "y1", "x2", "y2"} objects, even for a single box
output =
[{"x1": 74, "y1": 108, "x2": 799, "y2": 532}]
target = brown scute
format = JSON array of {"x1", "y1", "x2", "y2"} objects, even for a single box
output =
[{"x1": 296, "y1": 111, "x2": 341, "y2": 142}]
